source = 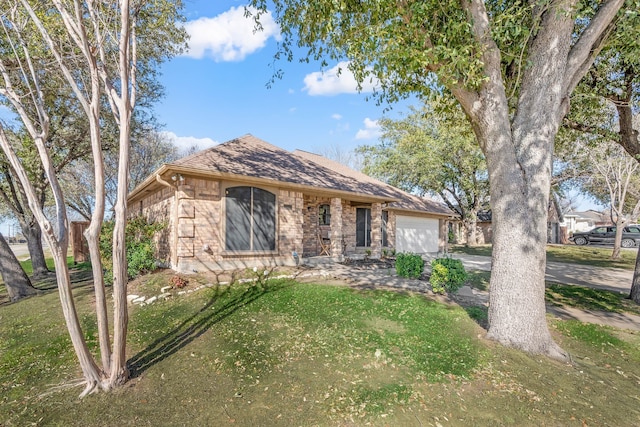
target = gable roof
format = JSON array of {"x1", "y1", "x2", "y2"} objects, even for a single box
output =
[{"x1": 128, "y1": 134, "x2": 454, "y2": 217}]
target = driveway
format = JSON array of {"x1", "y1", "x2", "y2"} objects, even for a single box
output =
[{"x1": 450, "y1": 253, "x2": 634, "y2": 294}]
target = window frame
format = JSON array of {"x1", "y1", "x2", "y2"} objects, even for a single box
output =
[
  {"x1": 356, "y1": 207, "x2": 372, "y2": 247},
  {"x1": 224, "y1": 185, "x2": 277, "y2": 253},
  {"x1": 318, "y1": 204, "x2": 331, "y2": 226}
]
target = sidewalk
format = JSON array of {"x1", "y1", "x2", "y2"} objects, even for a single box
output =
[
  {"x1": 450, "y1": 253, "x2": 633, "y2": 294},
  {"x1": 313, "y1": 255, "x2": 640, "y2": 332},
  {"x1": 449, "y1": 253, "x2": 640, "y2": 330}
]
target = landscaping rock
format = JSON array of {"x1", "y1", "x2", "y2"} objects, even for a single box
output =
[{"x1": 131, "y1": 296, "x2": 146, "y2": 305}]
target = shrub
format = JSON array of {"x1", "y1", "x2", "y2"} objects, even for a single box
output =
[
  {"x1": 395, "y1": 253, "x2": 424, "y2": 279},
  {"x1": 429, "y1": 257, "x2": 467, "y2": 294},
  {"x1": 100, "y1": 217, "x2": 167, "y2": 282}
]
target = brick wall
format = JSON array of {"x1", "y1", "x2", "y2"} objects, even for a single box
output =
[
  {"x1": 302, "y1": 195, "x2": 332, "y2": 256},
  {"x1": 278, "y1": 189, "x2": 304, "y2": 257},
  {"x1": 342, "y1": 202, "x2": 357, "y2": 254},
  {"x1": 173, "y1": 179, "x2": 304, "y2": 272},
  {"x1": 370, "y1": 203, "x2": 382, "y2": 258},
  {"x1": 386, "y1": 210, "x2": 396, "y2": 250},
  {"x1": 133, "y1": 175, "x2": 423, "y2": 270},
  {"x1": 136, "y1": 185, "x2": 175, "y2": 265}
]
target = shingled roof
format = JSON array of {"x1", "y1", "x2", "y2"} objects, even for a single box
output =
[
  {"x1": 292, "y1": 149, "x2": 453, "y2": 216},
  {"x1": 169, "y1": 134, "x2": 405, "y2": 201},
  {"x1": 128, "y1": 134, "x2": 454, "y2": 217}
]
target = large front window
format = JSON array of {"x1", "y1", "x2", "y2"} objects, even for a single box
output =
[{"x1": 225, "y1": 186, "x2": 276, "y2": 251}]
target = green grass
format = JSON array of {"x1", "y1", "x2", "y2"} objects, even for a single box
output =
[
  {"x1": 450, "y1": 244, "x2": 493, "y2": 257},
  {"x1": 18, "y1": 256, "x2": 90, "y2": 275},
  {"x1": 0, "y1": 257, "x2": 91, "y2": 290},
  {"x1": 545, "y1": 283, "x2": 640, "y2": 316},
  {"x1": 3, "y1": 271, "x2": 640, "y2": 425},
  {"x1": 463, "y1": 269, "x2": 640, "y2": 316},
  {"x1": 546, "y1": 245, "x2": 637, "y2": 269},
  {"x1": 465, "y1": 270, "x2": 491, "y2": 291}
]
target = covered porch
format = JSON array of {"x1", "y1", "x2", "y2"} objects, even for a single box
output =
[{"x1": 300, "y1": 195, "x2": 389, "y2": 261}]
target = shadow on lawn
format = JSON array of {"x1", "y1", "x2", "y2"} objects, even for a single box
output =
[
  {"x1": 0, "y1": 269, "x2": 95, "y2": 307},
  {"x1": 127, "y1": 279, "x2": 292, "y2": 379}
]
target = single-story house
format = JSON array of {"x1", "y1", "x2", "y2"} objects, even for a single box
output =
[{"x1": 127, "y1": 134, "x2": 455, "y2": 273}]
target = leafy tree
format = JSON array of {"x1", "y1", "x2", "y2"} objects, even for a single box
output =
[
  {"x1": 0, "y1": 71, "x2": 91, "y2": 278},
  {"x1": 357, "y1": 101, "x2": 489, "y2": 245},
  {"x1": 0, "y1": 0, "x2": 186, "y2": 396},
  {"x1": 557, "y1": 8, "x2": 640, "y2": 300},
  {"x1": 250, "y1": 0, "x2": 631, "y2": 360}
]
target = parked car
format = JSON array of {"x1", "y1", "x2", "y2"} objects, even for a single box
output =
[{"x1": 569, "y1": 225, "x2": 640, "y2": 248}]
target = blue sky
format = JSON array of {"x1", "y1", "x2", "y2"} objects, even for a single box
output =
[
  {"x1": 154, "y1": 1, "x2": 409, "y2": 154},
  {"x1": 0, "y1": 1, "x2": 599, "y2": 236}
]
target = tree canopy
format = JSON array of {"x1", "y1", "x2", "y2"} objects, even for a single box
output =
[
  {"x1": 357, "y1": 100, "x2": 489, "y2": 245},
  {"x1": 250, "y1": 0, "x2": 634, "y2": 360}
]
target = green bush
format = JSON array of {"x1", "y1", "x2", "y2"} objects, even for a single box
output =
[
  {"x1": 100, "y1": 217, "x2": 166, "y2": 282},
  {"x1": 430, "y1": 257, "x2": 467, "y2": 294},
  {"x1": 395, "y1": 253, "x2": 424, "y2": 279}
]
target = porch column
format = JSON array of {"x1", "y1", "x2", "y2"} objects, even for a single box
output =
[
  {"x1": 439, "y1": 219, "x2": 448, "y2": 254},
  {"x1": 370, "y1": 202, "x2": 382, "y2": 259},
  {"x1": 330, "y1": 197, "x2": 343, "y2": 260}
]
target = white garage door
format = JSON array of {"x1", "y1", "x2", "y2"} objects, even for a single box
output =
[{"x1": 396, "y1": 215, "x2": 439, "y2": 253}]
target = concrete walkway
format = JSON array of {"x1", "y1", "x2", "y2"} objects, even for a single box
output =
[{"x1": 311, "y1": 255, "x2": 640, "y2": 332}]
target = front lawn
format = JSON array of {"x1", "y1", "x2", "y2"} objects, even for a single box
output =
[{"x1": 2, "y1": 271, "x2": 640, "y2": 425}]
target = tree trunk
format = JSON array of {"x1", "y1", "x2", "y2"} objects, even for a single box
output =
[
  {"x1": 630, "y1": 247, "x2": 640, "y2": 302},
  {"x1": 611, "y1": 220, "x2": 624, "y2": 260},
  {"x1": 108, "y1": 0, "x2": 133, "y2": 386},
  {"x1": 49, "y1": 241, "x2": 107, "y2": 396},
  {"x1": 480, "y1": 114, "x2": 567, "y2": 360},
  {"x1": 453, "y1": 0, "x2": 575, "y2": 362},
  {"x1": 21, "y1": 220, "x2": 49, "y2": 278},
  {"x1": 0, "y1": 233, "x2": 38, "y2": 301},
  {"x1": 464, "y1": 212, "x2": 479, "y2": 246}
]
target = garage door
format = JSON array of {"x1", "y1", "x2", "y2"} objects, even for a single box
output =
[{"x1": 396, "y1": 215, "x2": 439, "y2": 253}]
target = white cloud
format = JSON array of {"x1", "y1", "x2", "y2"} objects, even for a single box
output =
[
  {"x1": 162, "y1": 131, "x2": 219, "y2": 152},
  {"x1": 303, "y1": 61, "x2": 379, "y2": 96},
  {"x1": 183, "y1": 6, "x2": 280, "y2": 61},
  {"x1": 355, "y1": 118, "x2": 381, "y2": 140},
  {"x1": 331, "y1": 113, "x2": 342, "y2": 120}
]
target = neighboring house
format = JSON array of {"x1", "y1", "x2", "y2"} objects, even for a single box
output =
[
  {"x1": 127, "y1": 134, "x2": 455, "y2": 273},
  {"x1": 472, "y1": 206, "x2": 565, "y2": 244},
  {"x1": 476, "y1": 211, "x2": 493, "y2": 244},
  {"x1": 563, "y1": 210, "x2": 610, "y2": 235}
]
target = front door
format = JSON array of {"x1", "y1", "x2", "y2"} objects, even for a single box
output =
[{"x1": 356, "y1": 208, "x2": 371, "y2": 247}]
